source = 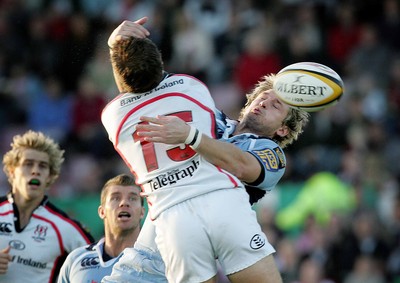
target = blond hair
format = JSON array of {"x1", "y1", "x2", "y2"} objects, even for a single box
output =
[
  {"x1": 2, "y1": 130, "x2": 64, "y2": 186},
  {"x1": 238, "y1": 74, "x2": 310, "y2": 148}
]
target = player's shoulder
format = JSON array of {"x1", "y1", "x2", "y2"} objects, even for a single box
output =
[
  {"x1": 249, "y1": 140, "x2": 286, "y2": 173},
  {"x1": 41, "y1": 200, "x2": 78, "y2": 223},
  {"x1": 168, "y1": 73, "x2": 204, "y2": 83},
  {"x1": 0, "y1": 195, "x2": 10, "y2": 209},
  {"x1": 228, "y1": 133, "x2": 279, "y2": 149},
  {"x1": 0, "y1": 197, "x2": 11, "y2": 221},
  {"x1": 42, "y1": 200, "x2": 95, "y2": 241},
  {"x1": 63, "y1": 242, "x2": 98, "y2": 271},
  {"x1": 254, "y1": 136, "x2": 281, "y2": 148},
  {"x1": 67, "y1": 243, "x2": 93, "y2": 259},
  {"x1": 250, "y1": 137, "x2": 285, "y2": 159},
  {"x1": 166, "y1": 73, "x2": 209, "y2": 91}
]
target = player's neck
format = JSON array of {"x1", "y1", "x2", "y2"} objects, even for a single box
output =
[
  {"x1": 13, "y1": 192, "x2": 43, "y2": 228},
  {"x1": 104, "y1": 229, "x2": 139, "y2": 257},
  {"x1": 234, "y1": 122, "x2": 254, "y2": 136}
]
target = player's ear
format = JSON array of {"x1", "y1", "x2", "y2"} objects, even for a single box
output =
[
  {"x1": 98, "y1": 205, "x2": 106, "y2": 219},
  {"x1": 276, "y1": 125, "x2": 289, "y2": 138},
  {"x1": 9, "y1": 168, "x2": 15, "y2": 179}
]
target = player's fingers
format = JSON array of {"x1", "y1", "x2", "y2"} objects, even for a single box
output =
[
  {"x1": 0, "y1": 255, "x2": 10, "y2": 274},
  {"x1": 136, "y1": 130, "x2": 163, "y2": 139},
  {"x1": 139, "y1": 116, "x2": 163, "y2": 125},
  {"x1": 136, "y1": 124, "x2": 162, "y2": 132},
  {"x1": 0, "y1": 246, "x2": 10, "y2": 254},
  {"x1": 134, "y1": 16, "x2": 148, "y2": 25},
  {"x1": 0, "y1": 266, "x2": 8, "y2": 274},
  {"x1": 0, "y1": 252, "x2": 12, "y2": 272},
  {"x1": 119, "y1": 21, "x2": 150, "y2": 37},
  {"x1": 0, "y1": 257, "x2": 11, "y2": 264},
  {"x1": 143, "y1": 136, "x2": 163, "y2": 143},
  {"x1": 133, "y1": 18, "x2": 150, "y2": 36},
  {"x1": 136, "y1": 122, "x2": 156, "y2": 129},
  {"x1": 149, "y1": 115, "x2": 182, "y2": 125},
  {"x1": 109, "y1": 26, "x2": 148, "y2": 48},
  {"x1": 116, "y1": 28, "x2": 149, "y2": 39}
]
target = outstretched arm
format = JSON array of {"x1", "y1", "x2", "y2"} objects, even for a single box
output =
[{"x1": 136, "y1": 115, "x2": 262, "y2": 183}]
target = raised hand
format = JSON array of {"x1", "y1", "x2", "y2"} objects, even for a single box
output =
[{"x1": 108, "y1": 17, "x2": 150, "y2": 48}]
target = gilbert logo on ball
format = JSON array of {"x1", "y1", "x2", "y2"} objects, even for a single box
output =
[{"x1": 273, "y1": 62, "x2": 344, "y2": 112}]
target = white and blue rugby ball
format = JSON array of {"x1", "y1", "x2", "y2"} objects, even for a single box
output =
[{"x1": 273, "y1": 62, "x2": 344, "y2": 112}]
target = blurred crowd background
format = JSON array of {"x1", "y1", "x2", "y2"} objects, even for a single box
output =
[{"x1": 1, "y1": 0, "x2": 400, "y2": 282}]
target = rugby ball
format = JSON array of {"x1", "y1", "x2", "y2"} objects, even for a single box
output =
[{"x1": 273, "y1": 62, "x2": 344, "y2": 112}]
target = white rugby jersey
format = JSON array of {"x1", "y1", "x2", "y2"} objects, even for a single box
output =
[
  {"x1": 101, "y1": 106, "x2": 288, "y2": 283},
  {"x1": 57, "y1": 238, "x2": 121, "y2": 283},
  {"x1": 0, "y1": 193, "x2": 94, "y2": 283},
  {"x1": 134, "y1": 111, "x2": 287, "y2": 257},
  {"x1": 101, "y1": 73, "x2": 242, "y2": 219}
]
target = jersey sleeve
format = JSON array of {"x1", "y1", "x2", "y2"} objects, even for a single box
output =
[
  {"x1": 244, "y1": 139, "x2": 286, "y2": 204},
  {"x1": 62, "y1": 219, "x2": 94, "y2": 253},
  {"x1": 218, "y1": 133, "x2": 286, "y2": 204},
  {"x1": 244, "y1": 138, "x2": 286, "y2": 191},
  {"x1": 57, "y1": 250, "x2": 75, "y2": 283},
  {"x1": 45, "y1": 202, "x2": 94, "y2": 252},
  {"x1": 57, "y1": 245, "x2": 89, "y2": 283}
]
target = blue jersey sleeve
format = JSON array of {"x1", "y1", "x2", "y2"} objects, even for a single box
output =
[
  {"x1": 216, "y1": 111, "x2": 286, "y2": 204},
  {"x1": 222, "y1": 134, "x2": 286, "y2": 192},
  {"x1": 246, "y1": 138, "x2": 286, "y2": 190}
]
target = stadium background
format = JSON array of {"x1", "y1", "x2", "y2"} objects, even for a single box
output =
[{"x1": 1, "y1": 0, "x2": 400, "y2": 282}]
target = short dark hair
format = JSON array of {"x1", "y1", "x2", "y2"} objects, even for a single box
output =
[{"x1": 110, "y1": 37, "x2": 164, "y2": 93}]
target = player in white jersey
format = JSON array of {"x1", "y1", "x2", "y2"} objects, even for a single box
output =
[
  {"x1": 102, "y1": 74, "x2": 310, "y2": 282},
  {"x1": 136, "y1": 74, "x2": 310, "y2": 203},
  {"x1": 101, "y1": 18, "x2": 310, "y2": 282},
  {"x1": 0, "y1": 130, "x2": 94, "y2": 283},
  {"x1": 57, "y1": 174, "x2": 144, "y2": 283},
  {"x1": 102, "y1": 18, "x2": 292, "y2": 283}
]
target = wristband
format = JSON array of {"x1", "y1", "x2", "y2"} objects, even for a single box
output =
[
  {"x1": 184, "y1": 125, "x2": 202, "y2": 149},
  {"x1": 184, "y1": 125, "x2": 197, "y2": 145},
  {"x1": 189, "y1": 130, "x2": 202, "y2": 149}
]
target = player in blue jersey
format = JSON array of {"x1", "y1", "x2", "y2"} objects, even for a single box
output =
[
  {"x1": 102, "y1": 18, "x2": 309, "y2": 283},
  {"x1": 0, "y1": 130, "x2": 94, "y2": 283},
  {"x1": 57, "y1": 174, "x2": 144, "y2": 283}
]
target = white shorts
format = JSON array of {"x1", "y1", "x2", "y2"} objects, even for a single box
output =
[{"x1": 154, "y1": 188, "x2": 275, "y2": 283}]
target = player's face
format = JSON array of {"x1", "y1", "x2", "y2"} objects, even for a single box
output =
[
  {"x1": 11, "y1": 149, "x2": 51, "y2": 202},
  {"x1": 100, "y1": 185, "x2": 144, "y2": 234},
  {"x1": 241, "y1": 89, "x2": 290, "y2": 137}
]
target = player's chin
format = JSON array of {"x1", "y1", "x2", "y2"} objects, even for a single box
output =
[{"x1": 116, "y1": 220, "x2": 135, "y2": 229}]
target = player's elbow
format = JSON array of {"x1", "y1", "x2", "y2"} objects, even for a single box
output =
[{"x1": 226, "y1": 162, "x2": 254, "y2": 182}]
